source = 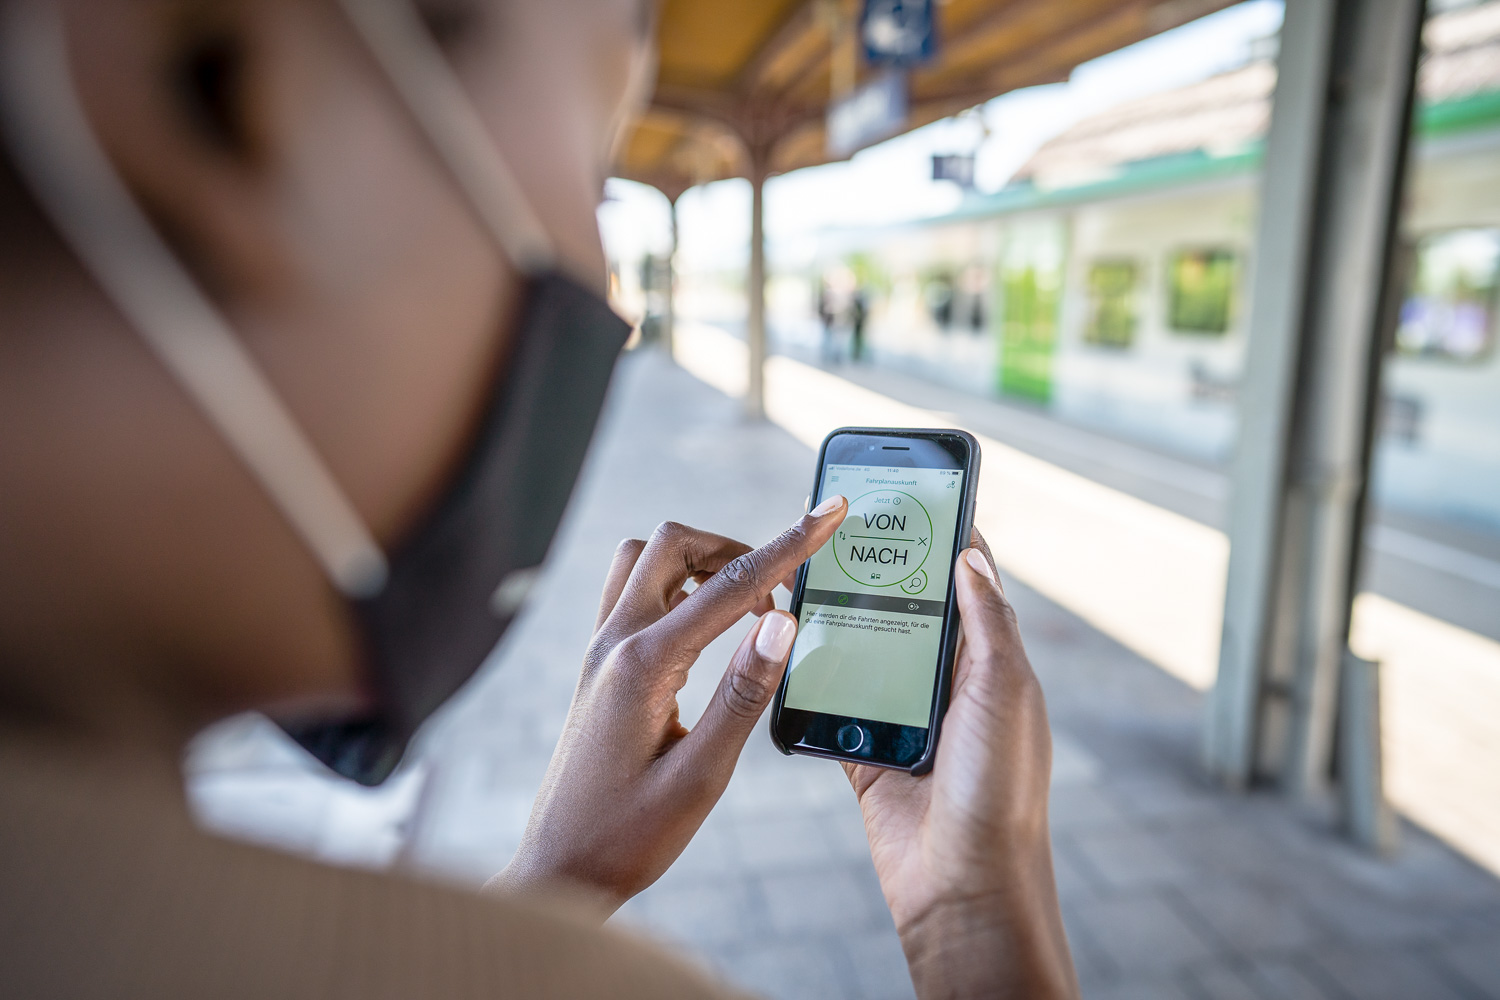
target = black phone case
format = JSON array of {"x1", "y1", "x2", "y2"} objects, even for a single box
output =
[{"x1": 769, "y1": 426, "x2": 981, "y2": 775}]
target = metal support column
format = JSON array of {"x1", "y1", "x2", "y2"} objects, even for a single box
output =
[
  {"x1": 1206, "y1": 0, "x2": 1425, "y2": 807},
  {"x1": 663, "y1": 195, "x2": 678, "y2": 359},
  {"x1": 746, "y1": 161, "x2": 768, "y2": 419}
]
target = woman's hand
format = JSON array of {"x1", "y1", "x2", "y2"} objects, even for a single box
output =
[
  {"x1": 846, "y1": 533, "x2": 1079, "y2": 1000},
  {"x1": 488, "y1": 497, "x2": 848, "y2": 914}
]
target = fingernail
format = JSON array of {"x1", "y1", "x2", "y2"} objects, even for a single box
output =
[
  {"x1": 965, "y1": 548, "x2": 995, "y2": 582},
  {"x1": 810, "y1": 495, "x2": 845, "y2": 517},
  {"x1": 755, "y1": 612, "x2": 797, "y2": 660}
]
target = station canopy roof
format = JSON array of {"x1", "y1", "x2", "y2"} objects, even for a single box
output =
[{"x1": 615, "y1": 0, "x2": 1240, "y2": 198}]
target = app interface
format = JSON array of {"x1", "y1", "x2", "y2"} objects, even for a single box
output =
[{"x1": 783, "y1": 463, "x2": 965, "y2": 728}]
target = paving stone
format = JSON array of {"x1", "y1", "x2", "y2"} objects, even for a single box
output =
[
  {"x1": 1085, "y1": 978, "x2": 1198, "y2": 1000},
  {"x1": 1104, "y1": 773, "x2": 1224, "y2": 824},
  {"x1": 819, "y1": 801, "x2": 875, "y2": 862},
  {"x1": 1241, "y1": 957, "x2": 1342, "y2": 1000},
  {"x1": 1049, "y1": 781, "x2": 1135, "y2": 833},
  {"x1": 720, "y1": 754, "x2": 848, "y2": 819},
  {"x1": 1433, "y1": 935, "x2": 1500, "y2": 997},
  {"x1": 727, "y1": 813, "x2": 839, "y2": 871},
  {"x1": 1068, "y1": 893, "x2": 1217, "y2": 975},
  {"x1": 1051, "y1": 837, "x2": 1100, "y2": 901},
  {"x1": 1184, "y1": 962, "x2": 1265, "y2": 1000},
  {"x1": 714, "y1": 938, "x2": 851, "y2": 1000},
  {"x1": 758, "y1": 865, "x2": 884, "y2": 937},
  {"x1": 1307, "y1": 944, "x2": 1477, "y2": 1000},
  {"x1": 1072, "y1": 828, "x2": 1194, "y2": 891},
  {"x1": 1286, "y1": 872, "x2": 1446, "y2": 948},
  {"x1": 1060, "y1": 904, "x2": 1119, "y2": 986},
  {"x1": 856, "y1": 873, "x2": 899, "y2": 934},
  {"x1": 1051, "y1": 732, "x2": 1103, "y2": 785},
  {"x1": 657, "y1": 819, "x2": 738, "y2": 882},
  {"x1": 1153, "y1": 813, "x2": 1310, "y2": 879},
  {"x1": 1312, "y1": 821, "x2": 1500, "y2": 912},
  {"x1": 1172, "y1": 876, "x2": 1326, "y2": 953},
  {"x1": 838, "y1": 927, "x2": 916, "y2": 1000},
  {"x1": 628, "y1": 876, "x2": 764, "y2": 948}
]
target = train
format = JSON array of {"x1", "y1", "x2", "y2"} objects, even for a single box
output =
[{"x1": 781, "y1": 3, "x2": 1500, "y2": 534}]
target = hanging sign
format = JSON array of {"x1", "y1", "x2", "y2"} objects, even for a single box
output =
[
  {"x1": 861, "y1": 0, "x2": 937, "y2": 68},
  {"x1": 827, "y1": 71, "x2": 908, "y2": 158},
  {"x1": 932, "y1": 153, "x2": 976, "y2": 189}
]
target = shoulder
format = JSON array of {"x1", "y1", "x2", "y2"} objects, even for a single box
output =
[{"x1": 0, "y1": 744, "x2": 743, "y2": 1000}]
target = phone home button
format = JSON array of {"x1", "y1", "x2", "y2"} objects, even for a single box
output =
[{"x1": 836, "y1": 724, "x2": 866, "y2": 753}]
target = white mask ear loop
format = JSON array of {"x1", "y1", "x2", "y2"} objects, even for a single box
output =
[
  {"x1": 0, "y1": 1, "x2": 388, "y2": 599},
  {"x1": 335, "y1": 0, "x2": 557, "y2": 276}
]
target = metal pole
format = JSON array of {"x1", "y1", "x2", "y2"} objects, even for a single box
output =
[
  {"x1": 1206, "y1": 0, "x2": 1425, "y2": 805},
  {"x1": 746, "y1": 162, "x2": 767, "y2": 419},
  {"x1": 663, "y1": 195, "x2": 677, "y2": 359},
  {"x1": 1282, "y1": 0, "x2": 1425, "y2": 798},
  {"x1": 1206, "y1": 0, "x2": 1337, "y2": 789}
]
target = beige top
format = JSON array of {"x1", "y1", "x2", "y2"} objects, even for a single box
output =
[{"x1": 0, "y1": 735, "x2": 745, "y2": 999}]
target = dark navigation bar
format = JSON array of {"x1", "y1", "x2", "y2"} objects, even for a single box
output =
[{"x1": 801, "y1": 588, "x2": 946, "y2": 618}]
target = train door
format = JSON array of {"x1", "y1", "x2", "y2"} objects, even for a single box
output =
[{"x1": 996, "y1": 214, "x2": 1068, "y2": 403}]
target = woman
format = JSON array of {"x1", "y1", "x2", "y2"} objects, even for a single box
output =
[{"x1": 0, "y1": 0, "x2": 1078, "y2": 996}]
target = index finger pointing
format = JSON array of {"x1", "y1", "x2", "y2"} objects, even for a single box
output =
[{"x1": 644, "y1": 496, "x2": 847, "y2": 654}]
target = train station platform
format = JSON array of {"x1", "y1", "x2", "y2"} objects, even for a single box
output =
[
  {"x1": 673, "y1": 320, "x2": 1500, "y2": 882},
  {"x1": 188, "y1": 337, "x2": 1500, "y2": 1000}
]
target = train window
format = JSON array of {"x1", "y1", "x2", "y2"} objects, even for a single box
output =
[
  {"x1": 1397, "y1": 228, "x2": 1499, "y2": 363},
  {"x1": 1084, "y1": 259, "x2": 1139, "y2": 348},
  {"x1": 1166, "y1": 247, "x2": 1240, "y2": 335}
]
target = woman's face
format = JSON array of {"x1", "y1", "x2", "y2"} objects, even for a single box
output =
[{"x1": 0, "y1": 0, "x2": 651, "y2": 743}]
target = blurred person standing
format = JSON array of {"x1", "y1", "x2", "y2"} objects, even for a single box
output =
[
  {"x1": 817, "y1": 274, "x2": 839, "y2": 365},
  {"x1": 850, "y1": 285, "x2": 868, "y2": 363},
  {"x1": 0, "y1": 1, "x2": 1078, "y2": 997}
]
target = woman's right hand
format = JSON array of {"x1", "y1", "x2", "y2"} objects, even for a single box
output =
[
  {"x1": 489, "y1": 499, "x2": 847, "y2": 913},
  {"x1": 845, "y1": 532, "x2": 1080, "y2": 1000}
]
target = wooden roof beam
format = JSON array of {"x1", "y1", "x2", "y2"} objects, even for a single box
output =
[
  {"x1": 913, "y1": 0, "x2": 1136, "y2": 103},
  {"x1": 937, "y1": 0, "x2": 1064, "y2": 72},
  {"x1": 1146, "y1": 0, "x2": 1240, "y2": 34},
  {"x1": 734, "y1": 0, "x2": 825, "y2": 95},
  {"x1": 935, "y1": 0, "x2": 1237, "y2": 95},
  {"x1": 981, "y1": 1, "x2": 1152, "y2": 90},
  {"x1": 650, "y1": 83, "x2": 742, "y2": 125}
]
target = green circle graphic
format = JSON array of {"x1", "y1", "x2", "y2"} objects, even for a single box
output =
[{"x1": 833, "y1": 489, "x2": 933, "y2": 589}]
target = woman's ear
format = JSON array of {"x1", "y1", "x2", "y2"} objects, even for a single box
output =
[{"x1": 67, "y1": 0, "x2": 292, "y2": 301}]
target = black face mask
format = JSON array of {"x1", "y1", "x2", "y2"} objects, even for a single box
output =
[{"x1": 280, "y1": 274, "x2": 628, "y2": 785}]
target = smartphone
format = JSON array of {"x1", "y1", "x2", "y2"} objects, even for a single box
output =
[{"x1": 770, "y1": 427, "x2": 980, "y2": 774}]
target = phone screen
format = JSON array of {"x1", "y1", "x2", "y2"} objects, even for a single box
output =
[{"x1": 783, "y1": 459, "x2": 967, "y2": 730}]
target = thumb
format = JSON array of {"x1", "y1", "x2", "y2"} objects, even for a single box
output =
[
  {"x1": 680, "y1": 611, "x2": 798, "y2": 780},
  {"x1": 951, "y1": 547, "x2": 1029, "y2": 705}
]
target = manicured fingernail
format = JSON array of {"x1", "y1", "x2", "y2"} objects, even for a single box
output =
[
  {"x1": 810, "y1": 495, "x2": 845, "y2": 517},
  {"x1": 965, "y1": 548, "x2": 995, "y2": 582},
  {"x1": 755, "y1": 612, "x2": 797, "y2": 660}
]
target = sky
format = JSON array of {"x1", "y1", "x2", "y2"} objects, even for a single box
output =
[{"x1": 596, "y1": 0, "x2": 1285, "y2": 275}]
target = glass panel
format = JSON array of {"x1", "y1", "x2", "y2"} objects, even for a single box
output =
[
  {"x1": 1396, "y1": 227, "x2": 1499, "y2": 363},
  {"x1": 1084, "y1": 258, "x2": 1140, "y2": 348}
]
